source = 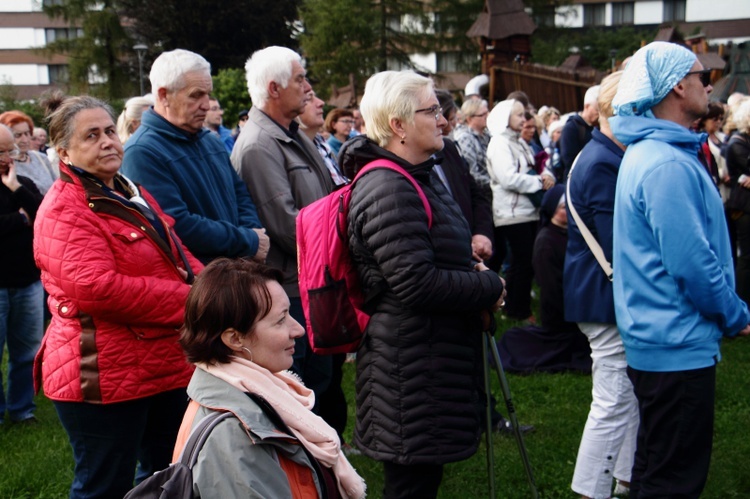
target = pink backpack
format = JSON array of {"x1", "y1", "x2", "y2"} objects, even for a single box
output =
[{"x1": 296, "y1": 159, "x2": 433, "y2": 354}]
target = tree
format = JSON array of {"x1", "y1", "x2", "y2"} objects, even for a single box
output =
[
  {"x1": 531, "y1": 25, "x2": 655, "y2": 71},
  {"x1": 118, "y1": 0, "x2": 300, "y2": 73},
  {"x1": 212, "y1": 68, "x2": 252, "y2": 130},
  {"x1": 41, "y1": 0, "x2": 134, "y2": 99},
  {"x1": 299, "y1": 0, "x2": 483, "y2": 99}
]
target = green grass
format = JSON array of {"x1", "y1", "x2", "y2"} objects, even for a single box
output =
[{"x1": 3, "y1": 330, "x2": 750, "y2": 498}]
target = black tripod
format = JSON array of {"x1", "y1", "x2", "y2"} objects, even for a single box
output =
[{"x1": 482, "y1": 329, "x2": 539, "y2": 498}]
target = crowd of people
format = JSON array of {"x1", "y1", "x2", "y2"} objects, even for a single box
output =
[{"x1": 1, "y1": 40, "x2": 749, "y2": 499}]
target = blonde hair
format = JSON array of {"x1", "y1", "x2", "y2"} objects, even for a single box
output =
[
  {"x1": 598, "y1": 71, "x2": 623, "y2": 121},
  {"x1": 734, "y1": 99, "x2": 750, "y2": 135},
  {"x1": 360, "y1": 71, "x2": 434, "y2": 147},
  {"x1": 117, "y1": 96, "x2": 154, "y2": 143},
  {"x1": 461, "y1": 99, "x2": 487, "y2": 120}
]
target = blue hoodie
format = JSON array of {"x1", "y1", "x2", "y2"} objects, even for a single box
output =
[
  {"x1": 611, "y1": 116, "x2": 749, "y2": 372},
  {"x1": 122, "y1": 110, "x2": 262, "y2": 263}
]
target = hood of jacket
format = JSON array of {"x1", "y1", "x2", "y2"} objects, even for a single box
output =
[
  {"x1": 610, "y1": 115, "x2": 706, "y2": 153},
  {"x1": 486, "y1": 99, "x2": 518, "y2": 138},
  {"x1": 338, "y1": 134, "x2": 435, "y2": 181}
]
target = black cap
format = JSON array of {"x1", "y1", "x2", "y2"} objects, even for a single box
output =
[{"x1": 238, "y1": 109, "x2": 249, "y2": 119}]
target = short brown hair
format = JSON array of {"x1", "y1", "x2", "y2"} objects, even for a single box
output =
[
  {"x1": 324, "y1": 108, "x2": 354, "y2": 134},
  {"x1": 180, "y1": 258, "x2": 284, "y2": 364}
]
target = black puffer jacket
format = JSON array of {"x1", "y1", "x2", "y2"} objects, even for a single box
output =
[{"x1": 342, "y1": 136, "x2": 504, "y2": 465}]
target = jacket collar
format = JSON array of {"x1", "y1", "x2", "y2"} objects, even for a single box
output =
[
  {"x1": 139, "y1": 108, "x2": 211, "y2": 143},
  {"x1": 339, "y1": 135, "x2": 435, "y2": 180},
  {"x1": 187, "y1": 367, "x2": 292, "y2": 441}
]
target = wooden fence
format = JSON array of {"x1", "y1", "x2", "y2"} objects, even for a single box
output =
[{"x1": 490, "y1": 62, "x2": 605, "y2": 113}]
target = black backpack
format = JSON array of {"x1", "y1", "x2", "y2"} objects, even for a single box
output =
[{"x1": 123, "y1": 411, "x2": 233, "y2": 499}]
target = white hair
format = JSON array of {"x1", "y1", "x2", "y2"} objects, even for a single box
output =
[
  {"x1": 734, "y1": 99, "x2": 750, "y2": 135},
  {"x1": 149, "y1": 49, "x2": 211, "y2": 94},
  {"x1": 245, "y1": 46, "x2": 301, "y2": 109},
  {"x1": 360, "y1": 71, "x2": 434, "y2": 147},
  {"x1": 117, "y1": 95, "x2": 154, "y2": 143},
  {"x1": 584, "y1": 85, "x2": 601, "y2": 106}
]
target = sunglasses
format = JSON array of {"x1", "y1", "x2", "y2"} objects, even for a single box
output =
[{"x1": 685, "y1": 69, "x2": 712, "y2": 87}]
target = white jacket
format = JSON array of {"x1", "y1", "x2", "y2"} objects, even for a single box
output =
[{"x1": 486, "y1": 99, "x2": 550, "y2": 227}]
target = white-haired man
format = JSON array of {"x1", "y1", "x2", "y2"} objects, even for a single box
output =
[
  {"x1": 231, "y1": 46, "x2": 334, "y2": 406},
  {"x1": 121, "y1": 49, "x2": 268, "y2": 264},
  {"x1": 612, "y1": 41, "x2": 750, "y2": 497},
  {"x1": 560, "y1": 84, "x2": 600, "y2": 176}
]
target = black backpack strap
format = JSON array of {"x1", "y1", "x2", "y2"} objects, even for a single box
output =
[{"x1": 178, "y1": 411, "x2": 235, "y2": 468}]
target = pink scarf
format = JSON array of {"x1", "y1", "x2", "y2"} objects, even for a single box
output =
[{"x1": 196, "y1": 358, "x2": 366, "y2": 499}]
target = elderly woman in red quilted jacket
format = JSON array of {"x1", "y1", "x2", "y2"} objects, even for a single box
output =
[{"x1": 33, "y1": 93, "x2": 203, "y2": 498}]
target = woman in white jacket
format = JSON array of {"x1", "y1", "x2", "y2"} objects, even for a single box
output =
[{"x1": 487, "y1": 99, "x2": 555, "y2": 321}]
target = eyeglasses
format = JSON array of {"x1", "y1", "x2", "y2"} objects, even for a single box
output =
[
  {"x1": 685, "y1": 69, "x2": 712, "y2": 88},
  {"x1": 415, "y1": 104, "x2": 444, "y2": 121},
  {"x1": 338, "y1": 119, "x2": 356, "y2": 125},
  {"x1": 472, "y1": 111, "x2": 489, "y2": 118},
  {"x1": 0, "y1": 147, "x2": 21, "y2": 160}
]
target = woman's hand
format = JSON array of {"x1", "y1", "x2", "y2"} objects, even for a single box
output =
[
  {"x1": 492, "y1": 276, "x2": 507, "y2": 312},
  {"x1": 741, "y1": 177, "x2": 750, "y2": 189},
  {"x1": 1, "y1": 161, "x2": 22, "y2": 192},
  {"x1": 541, "y1": 174, "x2": 555, "y2": 191},
  {"x1": 473, "y1": 262, "x2": 507, "y2": 312}
]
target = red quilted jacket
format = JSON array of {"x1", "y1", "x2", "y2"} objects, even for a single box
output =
[{"x1": 33, "y1": 164, "x2": 203, "y2": 403}]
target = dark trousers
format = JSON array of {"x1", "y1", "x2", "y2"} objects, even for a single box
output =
[
  {"x1": 54, "y1": 388, "x2": 188, "y2": 499},
  {"x1": 317, "y1": 353, "x2": 348, "y2": 442},
  {"x1": 289, "y1": 296, "x2": 332, "y2": 414},
  {"x1": 494, "y1": 221, "x2": 537, "y2": 319},
  {"x1": 627, "y1": 365, "x2": 716, "y2": 499},
  {"x1": 383, "y1": 462, "x2": 444, "y2": 499}
]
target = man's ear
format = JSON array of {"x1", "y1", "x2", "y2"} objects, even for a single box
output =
[
  {"x1": 268, "y1": 81, "x2": 280, "y2": 100},
  {"x1": 672, "y1": 81, "x2": 687, "y2": 99},
  {"x1": 156, "y1": 87, "x2": 169, "y2": 108}
]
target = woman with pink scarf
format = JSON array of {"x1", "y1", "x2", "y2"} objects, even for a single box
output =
[{"x1": 176, "y1": 258, "x2": 366, "y2": 498}]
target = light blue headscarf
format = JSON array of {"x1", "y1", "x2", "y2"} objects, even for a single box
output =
[{"x1": 612, "y1": 42, "x2": 697, "y2": 118}]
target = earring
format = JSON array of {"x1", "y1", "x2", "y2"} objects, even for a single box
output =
[
  {"x1": 241, "y1": 346, "x2": 254, "y2": 362},
  {"x1": 400, "y1": 136, "x2": 405, "y2": 145}
]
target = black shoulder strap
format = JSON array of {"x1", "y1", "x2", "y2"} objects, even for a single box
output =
[{"x1": 178, "y1": 411, "x2": 235, "y2": 468}]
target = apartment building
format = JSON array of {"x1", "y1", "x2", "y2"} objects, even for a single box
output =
[
  {"x1": 550, "y1": 0, "x2": 750, "y2": 45},
  {"x1": 0, "y1": 0, "x2": 77, "y2": 100}
]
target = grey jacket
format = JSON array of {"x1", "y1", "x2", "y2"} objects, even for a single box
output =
[
  {"x1": 186, "y1": 368, "x2": 324, "y2": 498},
  {"x1": 231, "y1": 107, "x2": 334, "y2": 296}
]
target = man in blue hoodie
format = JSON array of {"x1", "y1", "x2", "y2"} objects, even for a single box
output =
[
  {"x1": 611, "y1": 42, "x2": 750, "y2": 498},
  {"x1": 122, "y1": 49, "x2": 269, "y2": 264}
]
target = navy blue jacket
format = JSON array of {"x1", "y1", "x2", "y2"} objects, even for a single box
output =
[
  {"x1": 564, "y1": 129, "x2": 622, "y2": 324},
  {"x1": 122, "y1": 110, "x2": 262, "y2": 263},
  {"x1": 560, "y1": 113, "x2": 593, "y2": 176}
]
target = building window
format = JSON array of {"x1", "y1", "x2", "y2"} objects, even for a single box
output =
[
  {"x1": 433, "y1": 13, "x2": 457, "y2": 34},
  {"x1": 533, "y1": 6, "x2": 556, "y2": 27},
  {"x1": 387, "y1": 15, "x2": 402, "y2": 33},
  {"x1": 45, "y1": 28, "x2": 83, "y2": 43},
  {"x1": 583, "y1": 4, "x2": 606, "y2": 27},
  {"x1": 663, "y1": 0, "x2": 686, "y2": 22},
  {"x1": 436, "y1": 52, "x2": 460, "y2": 72},
  {"x1": 612, "y1": 2, "x2": 634, "y2": 25},
  {"x1": 48, "y1": 65, "x2": 69, "y2": 84}
]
